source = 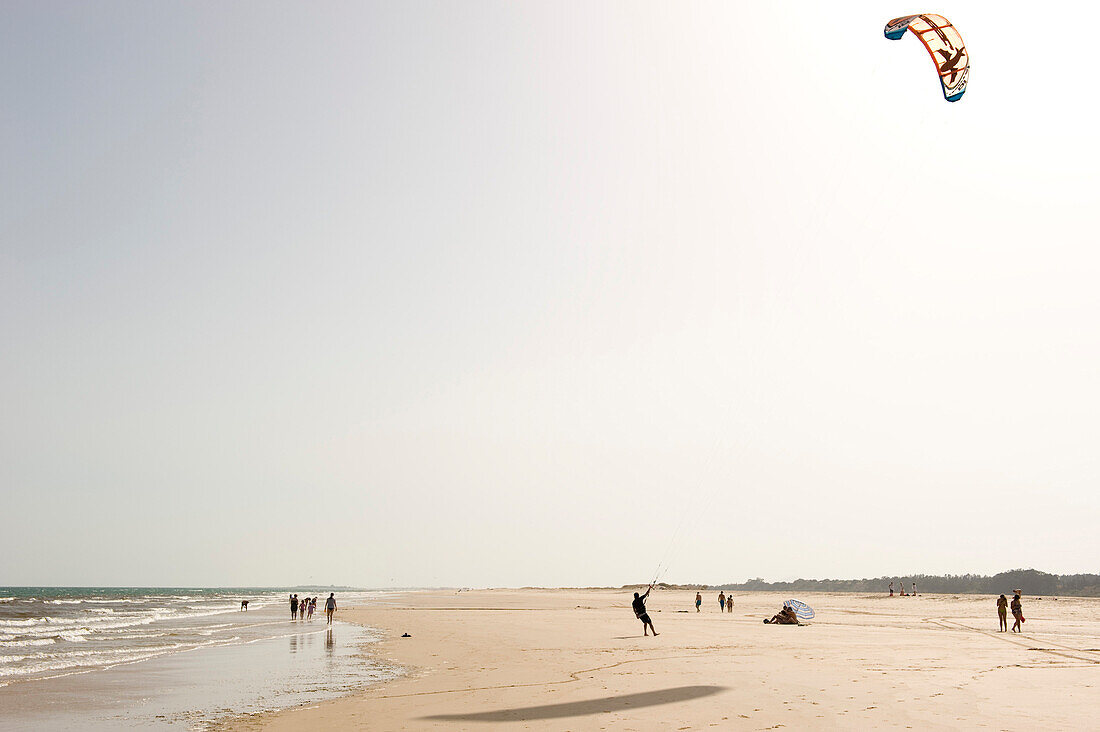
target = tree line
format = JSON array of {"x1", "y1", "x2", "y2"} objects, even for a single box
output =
[{"x1": 713, "y1": 569, "x2": 1100, "y2": 597}]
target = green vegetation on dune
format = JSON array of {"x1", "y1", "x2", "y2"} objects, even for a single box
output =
[{"x1": 713, "y1": 569, "x2": 1100, "y2": 597}]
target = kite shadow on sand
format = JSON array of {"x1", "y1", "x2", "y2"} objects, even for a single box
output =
[{"x1": 420, "y1": 685, "x2": 726, "y2": 722}]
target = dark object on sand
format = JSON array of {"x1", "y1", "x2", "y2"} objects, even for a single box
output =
[{"x1": 401, "y1": 633, "x2": 412, "y2": 637}]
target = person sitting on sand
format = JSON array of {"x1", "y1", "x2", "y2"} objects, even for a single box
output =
[
  {"x1": 718, "y1": 592, "x2": 726, "y2": 612},
  {"x1": 1010, "y1": 594, "x2": 1024, "y2": 633},
  {"x1": 764, "y1": 604, "x2": 800, "y2": 625},
  {"x1": 997, "y1": 594, "x2": 1008, "y2": 632},
  {"x1": 632, "y1": 587, "x2": 658, "y2": 636},
  {"x1": 695, "y1": 592, "x2": 702, "y2": 612}
]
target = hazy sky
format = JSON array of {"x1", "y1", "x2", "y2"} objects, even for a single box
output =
[{"x1": 3, "y1": 2, "x2": 1098, "y2": 587}]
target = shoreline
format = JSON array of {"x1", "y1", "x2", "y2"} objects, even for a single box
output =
[
  {"x1": 0, "y1": 590, "x2": 397, "y2": 730},
  {"x1": 216, "y1": 589, "x2": 1100, "y2": 730}
]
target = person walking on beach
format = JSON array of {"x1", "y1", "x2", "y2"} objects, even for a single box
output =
[
  {"x1": 306, "y1": 597, "x2": 315, "y2": 621},
  {"x1": 290, "y1": 594, "x2": 298, "y2": 620},
  {"x1": 997, "y1": 594, "x2": 1009, "y2": 632},
  {"x1": 726, "y1": 595, "x2": 734, "y2": 612},
  {"x1": 632, "y1": 587, "x2": 658, "y2": 636},
  {"x1": 718, "y1": 592, "x2": 726, "y2": 612},
  {"x1": 325, "y1": 593, "x2": 337, "y2": 624},
  {"x1": 1010, "y1": 593, "x2": 1024, "y2": 633},
  {"x1": 889, "y1": 582, "x2": 894, "y2": 597},
  {"x1": 695, "y1": 592, "x2": 702, "y2": 612},
  {"x1": 912, "y1": 582, "x2": 917, "y2": 596}
]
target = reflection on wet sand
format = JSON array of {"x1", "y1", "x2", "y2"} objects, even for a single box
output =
[
  {"x1": 290, "y1": 625, "x2": 330, "y2": 655},
  {"x1": 0, "y1": 611, "x2": 394, "y2": 730}
]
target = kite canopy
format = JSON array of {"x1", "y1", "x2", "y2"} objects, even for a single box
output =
[
  {"x1": 884, "y1": 14, "x2": 969, "y2": 102},
  {"x1": 784, "y1": 599, "x2": 815, "y2": 620}
]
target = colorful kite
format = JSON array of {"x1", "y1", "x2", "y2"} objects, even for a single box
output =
[{"x1": 884, "y1": 14, "x2": 969, "y2": 102}]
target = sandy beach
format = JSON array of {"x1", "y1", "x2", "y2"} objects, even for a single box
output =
[
  {"x1": 219, "y1": 589, "x2": 1100, "y2": 730},
  {"x1": 8, "y1": 4, "x2": 1100, "y2": 731}
]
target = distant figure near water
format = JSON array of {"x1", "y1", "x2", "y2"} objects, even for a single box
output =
[
  {"x1": 325, "y1": 593, "x2": 337, "y2": 624},
  {"x1": 240, "y1": 600, "x2": 248, "y2": 611},
  {"x1": 695, "y1": 592, "x2": 702, "y2": 612},
  {"x1": 632, "y1": 587, "x2": 658, "y2": 636},
  {"x1": 997, "y1": 594, "x2": 1008, "y2": 632},
  {"x1": 290, "y1": 594, "x2": 298, "y2": 619}
]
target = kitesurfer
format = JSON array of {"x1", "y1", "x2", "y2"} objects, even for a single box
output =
[{"x1": 632, "y1": 587, "x2": 658, "y2": 636}]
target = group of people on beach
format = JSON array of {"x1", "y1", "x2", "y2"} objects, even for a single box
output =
[
  {"x1": 997, "y1": 592, "x2": 1025, "y2": 632},
  {"x1": 290, "y1": 593, "x2": 338, "y2": 624},
  {"x1": 888, "y1": 582, "x2": 917, "y2": 596},
  {"x1": 634, "y1": 587, "x2": 793, "y2": 632},
  {"x1": 632, "y1": 586, "x2": 1031, "y2": 635},
  {"x1": 692, "y1": 591, "x2": 735, "y2": 612},
  {"x1": 290, "y1": 594, "x2": 316, "y2": 620}
]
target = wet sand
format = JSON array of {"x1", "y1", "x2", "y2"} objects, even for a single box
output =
[
  {"x1": 0, "y1": 604, "x2": 396, "y2": 731},
  {"x1": 219, "y1": 589, "x2": 1100, "y2": 730}
]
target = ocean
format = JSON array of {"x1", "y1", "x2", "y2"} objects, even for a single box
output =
[{"x1": 0, "y1": 587, "x2": 400, "y2": 729}]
